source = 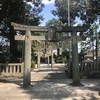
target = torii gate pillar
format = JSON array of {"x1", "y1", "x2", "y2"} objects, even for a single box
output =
[
  {"x1": 24, "y1": 30, "x2": 31, "y2": 86},
  {"x1": 51, "y1": 50, "x2": 54, "y2": 68},
  {"x1": 72, "y1": 31, "x2": 80, "y2": 84}
]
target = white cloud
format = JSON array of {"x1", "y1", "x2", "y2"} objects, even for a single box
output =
[{"x1": 42, "y1": 0, "x2": 55, "y2": 5}]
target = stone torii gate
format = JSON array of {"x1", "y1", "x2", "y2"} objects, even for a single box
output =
[
  {"x1": 48, "y1": 25, "x2": 88, "y2": 85},
  {"x1": 67, "y1": 26, "x2": 88, "y2": 85},
  {"x1": 35, "y1": 50, "x2": 55, "y2": 68},
  {"x1": 11, "y1": 22, "x2": 59, "y2": 86},
  {"x1": 11, "y1": 22, "x2": 88, "y2": 86},
  {"x1": 11, "y1": 22, "x2": 46, "y2": 87}
]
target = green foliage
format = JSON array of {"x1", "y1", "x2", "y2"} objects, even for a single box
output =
[
  {"x1": 62, "y1": 50, "x2": 69, "y2": 58},
  {"x1": 53, "y1": 0, "x2": 100, "y2": 25},
  {"x1": 0, "y1": 0, "x2": 44, "y2": 24},
  {"x1": 0, "y1": 0, "x2": 44, "y2": 37},
  {"x1": 54, "y1": 50, "x2": 70, "y2": 63},
  {"x1": 55, "y1": 55, "x2": 63, "y2": 63},
  {"x1": 52, "y1": 0, "x2": 100, "y2": 54},
  {"x1": 31, "y1": 61, "x2": 35, "y2": 69},
  {"x1": 0, "y1": 0, "x2": 45, "y2": 61},
  {"x1": 79, "y1": 22, "x2": 100, "y2": 52},
  {"x1": 0, "y1": 52, "x2": 10, "y2": 63},
  {"x1": 46, "y1": 18, "x2": 64, "y2": 27},
  {"x1": 78, "y1": 0, "x2": 100, "y2": 24},
  {"x1": 52, "y1": 0, "x2": 80, "y2": 25}
]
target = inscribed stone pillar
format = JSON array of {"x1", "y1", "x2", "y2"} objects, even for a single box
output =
[
  {"x1": 23, "y1": 30, "x2": 31, "y2": 87},
  {"x1": 51, "y1": 50, "x2": 53, "y2": 68},
  {"x1": 37, "y1": 51, "x2": 40, "y2": 68},
  {"x1": 48, "y1": 55, "x2": 49, "y2": 66},
  {"x1": 72, "y1": 31, "x2": 80, "y2": 84},
  {"x1": 6, "y1": 66, "x2": 8, "y2": 73}
]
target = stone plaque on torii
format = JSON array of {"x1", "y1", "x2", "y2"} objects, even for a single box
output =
[{"x1": 11, "y1": 22, "x2": 89, "y2": 86}]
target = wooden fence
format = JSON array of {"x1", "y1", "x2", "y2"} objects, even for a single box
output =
[{"x1": 0, "y1": 63, "x2": 24, "y2": 77}]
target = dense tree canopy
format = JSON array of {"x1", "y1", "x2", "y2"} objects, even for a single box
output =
[
  {"x1": 78, "y1": 0, "x2": 100, "y2": 24},
  {"x1": 0, "y1": 0, "x2": 44, "y2": 26},
  {"x1": 0, "y1": 0, "x2": 45, "y2": 62},
  {"x1": 0, "y1": 0, "x2": 45, "y2": 42},
  {"x1": 51, "y1": 0, "x2": 100, "y2": 53},
  {"x1": 52, "y1": 0, "x2": 100, "y2": 26}
]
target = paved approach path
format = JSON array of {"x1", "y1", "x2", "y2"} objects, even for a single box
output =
[{"x1": 0, "y1": 64, "x2": 100, "y2": 100}]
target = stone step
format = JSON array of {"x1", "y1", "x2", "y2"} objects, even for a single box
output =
[
  {"x1": 31, "y1": 72, "x2": 67, "y2": 76},
  {"x1": 31, "y1": 77, "x2": 67, "y2": 79},
  {"x1": 92, "y1": 95, "x2": 100, "y2": 100},
  {"x1": 31, "y1": 76, "x2": 67, "y2": 79},
  {"x1": 0, "y1": 94, "x2": 31, "y2": 100},
  {"x1": 36, "y1": 91, "x2": 99, "y2": 97},
  {"x1": 0, "y1": 97, "x2": 31, "y2": 100},
  {"x1": 63, "y1": 95, "x2": 100, "y2": 100},
  {"x1": 0, "y1": 92, "x2": 99, "y2": 100},
  {"x1": 35, "y1": 93, "x2": 99, "y2": 99},
  {"x1": 32, "y1": 68, "x2": 66, "y2": 72},
  {"x1": 31, "y1": 72, "x2": 67, "y2": 79}
]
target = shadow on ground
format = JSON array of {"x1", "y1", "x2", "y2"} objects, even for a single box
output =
[{"x1": 0, "y1": 69, "x2": 100, "y2": 99}]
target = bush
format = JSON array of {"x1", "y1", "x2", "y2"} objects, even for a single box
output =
[
  {"x1": 31, "y1": 61, "x2": 35, "y2": 69},
  {"x1": 55, "y1": 55, "x2": 63, "y2": 63}
]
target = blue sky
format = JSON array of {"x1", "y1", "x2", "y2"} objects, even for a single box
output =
[
  {"x1": 40, "y1": 0, "x2": 82, "y2": 26},
  {"x1": 40, "y1": 0, "x2": 57, "y2": 26}
]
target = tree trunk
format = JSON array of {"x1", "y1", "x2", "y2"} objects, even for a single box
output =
[
  {"x1": 0, "y1": 0, "x2": 8, "y2": 23},
  {"x1": 9, "y1": 23, "x2": 18, "y2": 58},
  {"x1": 57, "y1": 47, "x2": 60, "y2": 56}
]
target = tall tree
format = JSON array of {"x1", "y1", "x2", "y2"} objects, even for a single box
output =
[
  {"x1": 52, "y1": 0, "x2": 100, "y2": 85},
  {"x1": 52, "y1": 0, "x2": 100, "y2": 26},
  {"x1": 0, "y1": 0, "x2": 44, "y2": 61},
  {"x1": 52, "y1": 0, "x2": 80, "y2": 26}
]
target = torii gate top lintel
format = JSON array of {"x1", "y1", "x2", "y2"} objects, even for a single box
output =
[
  {"x1": 11, "y1": 22, "x2": 48, "y2": 32},
  {"x1": 11, "y1": 22, "x2": 89, "y2": 32}
]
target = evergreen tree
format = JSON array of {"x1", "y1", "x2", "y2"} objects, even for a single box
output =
[{"x1": 0, "y1": 0, "x2": 44, "y2": 62}]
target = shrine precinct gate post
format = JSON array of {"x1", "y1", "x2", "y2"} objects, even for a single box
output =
[
  {"x1": 11, "y1": 22, "x2": 46, "y2": 87},
  {"x1": 65, "y1": 26, "x2": 88, "y2": 84},
  {"x1": 56, "y1": 25, "x2": 88, "y2": 84}
]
